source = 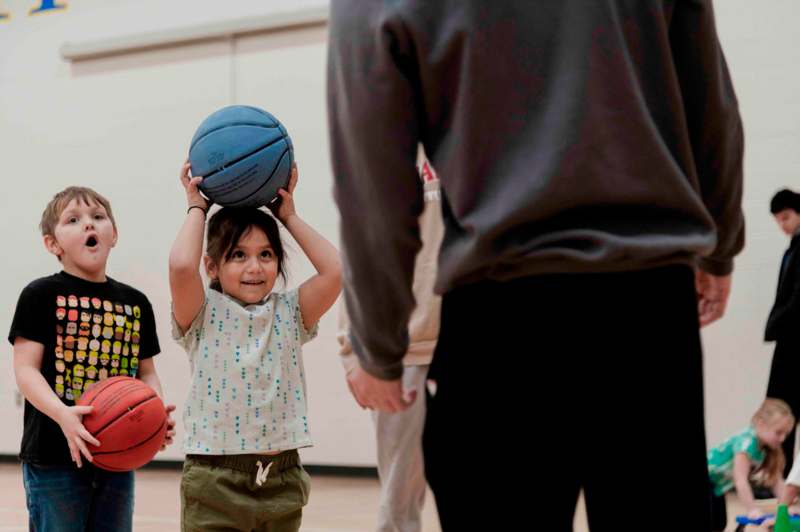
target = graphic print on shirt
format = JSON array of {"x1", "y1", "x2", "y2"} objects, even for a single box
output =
[
  {"x1": 419, "y1": 159, "x2": 440, "y2": 202},
  {"x1": 54, "y1": 293, "x2": 142, "y2": 402}
]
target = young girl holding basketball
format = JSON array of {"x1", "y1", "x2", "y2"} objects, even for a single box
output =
[
  {"x1": 169, "y1": 161, "x2": 341, "y2": 531},
  {"x1": 707, "y1": 398, "x2": 795, "y2": 531}
]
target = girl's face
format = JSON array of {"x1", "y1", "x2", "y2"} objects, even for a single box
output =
[
  {"x1": 756, "y1": 416, "x2": 794, "y2": 449},
  {"x1": 206, "y1": 226, "x2": 279, "y2": 305}
]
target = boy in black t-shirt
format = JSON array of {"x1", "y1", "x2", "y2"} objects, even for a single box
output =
[{"x1": 8, "y1": 186, "x2": 176, "y2": 532}]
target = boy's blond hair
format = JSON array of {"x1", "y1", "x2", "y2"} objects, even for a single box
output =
[{"x1": 40, "y1": 187, "x2": 117, "y2": 237}]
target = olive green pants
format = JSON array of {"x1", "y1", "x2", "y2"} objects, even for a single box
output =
[{"x1": 181, "y1": 450, "x2": 310, "y2": 532}]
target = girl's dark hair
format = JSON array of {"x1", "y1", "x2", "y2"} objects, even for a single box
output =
[{"x1": 206, "y1": 207, "x2": 286, "y2": 292}]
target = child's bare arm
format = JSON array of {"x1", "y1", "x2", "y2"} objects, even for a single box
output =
[
  {"x1": 13, "y1": 338, "x2": 99, "y2": 467},
  {"x1": 780, "y1": 483, "x2": 799, "y2": 506},
  {"x1": 137, "y1": 358, "x2": 164, "y2": 396},
  {"x1": 275, "y1": 165, "x2": 342, "y2": 328},
  {"x1": 288, "y1": 214, "x2": 342, "y2": 328},
  {"x1": 169, "y1": 161, "x2": 207, "y2": 332},
  {"x1": 733, "y1": 452, "x2": 760, "y2": 515},
  {"x1": 137, "y1": 358, "x2": 176, "y2": 450}
]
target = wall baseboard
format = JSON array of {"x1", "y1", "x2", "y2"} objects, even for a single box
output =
[{"x1": 0, "y1": 454, "x2": 377, "y2": 478}]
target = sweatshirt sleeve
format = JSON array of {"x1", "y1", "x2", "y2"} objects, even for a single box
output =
[
  {"x1": 670, "y1": 0, "x2": 745, "y2": 275},
  {"x1": 327, "y1": 0, "x2": 424, "y2": 380}
]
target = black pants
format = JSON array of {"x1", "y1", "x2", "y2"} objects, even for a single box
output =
[
  {"x1": 766, "y1": 337, "x2": 800, "y2": 477},
  {"x1": 423, "y1": 266, "x2": 710, "y2": 532}
]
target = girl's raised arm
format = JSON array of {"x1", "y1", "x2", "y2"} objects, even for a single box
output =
[
  {"x1": 273, "y1": 165, "x2": 342, "y2": 329},
  {"x1": 169, "y1": 161, "x2": 209, "y2": 332}
]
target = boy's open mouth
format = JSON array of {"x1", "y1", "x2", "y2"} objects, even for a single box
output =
[
  {"x1": 85, "y1": 235, "x2": 98, "y2": 248},
  {"x1": 241, "y1": 280, "x2": 265, "y2": 285}
]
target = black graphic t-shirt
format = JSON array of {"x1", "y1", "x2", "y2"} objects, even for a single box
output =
[{"x1": 8, "y1": 271, "x2": 160, "y2": 465}]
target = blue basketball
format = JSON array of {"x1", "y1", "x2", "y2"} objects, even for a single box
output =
[{"x1": 188, "y1": 105, "x2": 293, "y2": 207}]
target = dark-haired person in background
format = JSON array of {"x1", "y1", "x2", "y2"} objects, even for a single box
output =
[{"x1": 765, "y1": 188, "x2": 800, "y2": 476}]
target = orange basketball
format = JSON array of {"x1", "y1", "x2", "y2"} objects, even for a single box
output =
[{"x1": 78, "y1": 376, "x2": 167, "y2": 472}]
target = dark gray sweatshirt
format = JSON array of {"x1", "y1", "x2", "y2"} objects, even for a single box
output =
[{"x1": 328, "y1": 0, "x2": 744, "y2": 379}]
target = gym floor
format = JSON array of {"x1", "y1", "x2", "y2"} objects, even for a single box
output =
[
  {"x1": 0, "y1": 462, "x2": 759, "y2": 531},
  {"x1": 0, "y1": 462, "x2": 437, "y2": 531}
]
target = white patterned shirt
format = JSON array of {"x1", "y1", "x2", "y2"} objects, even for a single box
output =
[{"x1": 173, "y1": 288, "x2": 317, "y2": 455}]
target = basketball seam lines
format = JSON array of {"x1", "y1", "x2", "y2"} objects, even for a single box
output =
[
  {"x1": 89, "y1": 394, "x2": 159, "y2": 436},
  {"x1": 224, "y1": 148, "x2": 292, "y2": 207},
  {"x1": 189, "y1": 122, "x2": 279, "y2": 151},
  {"x1": 200, "y1": 136, "x2": 287, "y2": 183},
  {"x1": 82, "y1": 378, "x2": 134, "y2": 407},
  {"x1": 92, "y1": 418, "x2": 166, "y2": 457}
]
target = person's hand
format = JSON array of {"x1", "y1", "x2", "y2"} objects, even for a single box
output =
[
  {"x1": 56, "y1": 405, "x2": 100, "y2": 468},
  {"x1": 746, "y1": 507, "x2": 765, "y2": 521},
  {"x1": 179, "y1": 160, "x2": 210, "y2": 212},
  {"x1": 695, "y1": 270, "x2": 732, "y2": 327},
  {"x1": 160, "y1": 404, "x2": 177, "y2": 451},
  {"x1": 269, "y1": 163, "x2": 298, "y2": 225},
  {"x1": 346, "y1": 365, "x2": 416, "y2": 413}
]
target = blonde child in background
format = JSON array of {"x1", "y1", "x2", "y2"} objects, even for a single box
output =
[
  {"x1": 169, "y1": 162, "x2": 341, "y2": 531},
  {"x1": 708, "y1": 398, "x2": 795, "y2": 531}
]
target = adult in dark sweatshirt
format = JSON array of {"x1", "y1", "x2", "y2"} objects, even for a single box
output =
[
  {"x1": 766, "y1": 189, "x2": 800, "y2": 476},
  {"x1": 327, "y1": 1, "x2": 744, "y2": 530}
]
